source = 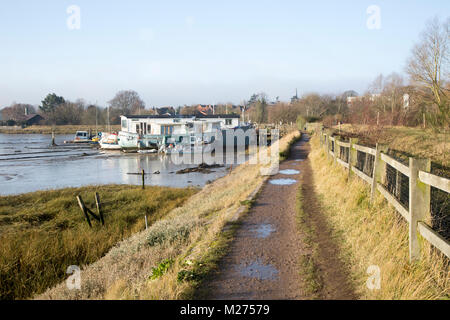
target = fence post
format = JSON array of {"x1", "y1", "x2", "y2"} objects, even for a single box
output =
[
  {"x1": 348, "y1": 138, "x2": 358, "y2": 179},
  {"x1": 409, "y1": 157, "x2": 431, "y2": 262},
  {"x1": 333, "y1": 136, "x2": 339, "y2": 164},
  {"x1": 325, "y1": 130, "x2": 332, "y2": 161},
  {"x1": 371, "y1": 143, "x2": 389, "y2": 202},
  {"x1": 319, "y1": 127, "x2": 323, "y2": 146}
]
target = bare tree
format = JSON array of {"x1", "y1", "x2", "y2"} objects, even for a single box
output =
[
  {"x1": 406, "y1": 17, "x2": 449, "y2": 108},
  {"x1": 108, "y1": 90, "x2": 146, "y2": 116}
]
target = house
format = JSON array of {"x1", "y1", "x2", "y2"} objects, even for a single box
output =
[
  {"x1": 118, "y1": 114, "x2": 243, "y2": 149},
  {"x1": 22, "y1": 114, "x2": 44, "y2": 125}
]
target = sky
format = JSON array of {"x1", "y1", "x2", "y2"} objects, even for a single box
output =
[{"x1": 0, "y1": 0, "x2": 449, "y2": 108}]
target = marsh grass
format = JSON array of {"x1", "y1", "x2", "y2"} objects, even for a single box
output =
[
  {"x1": 0, "y1": 185, "x2": 197, "y2": 300},
  {"x1": 309, "y1": 134, "x2": 449, "y2": 299}
]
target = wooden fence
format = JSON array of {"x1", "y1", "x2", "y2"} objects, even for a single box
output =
[{"x1": 319, "y1": 128, "x2": 450, "y2": 262}]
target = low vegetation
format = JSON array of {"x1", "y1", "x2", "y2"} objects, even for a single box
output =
[
  {"x1": 37, "y1": 130, "x2": 300, "y2": 300},
  {"x1": 0, "y1": 185, "x2": 197, "y2": 300},
  {"x1": 308, "y1": 133, "x2": 449, "y2": 299}
]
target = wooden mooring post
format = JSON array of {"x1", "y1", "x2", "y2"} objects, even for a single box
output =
[
  {"x1": 142, "y1": 169, "x2": 145, "y2": 190},
  {"x1": 77, "y1": 195, "x2": 103, "y2": 227}
]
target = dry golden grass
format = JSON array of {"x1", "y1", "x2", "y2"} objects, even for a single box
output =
[
  {"x1": 37, "y1": 130, "x2": 301, "y2": 300},
  {"x1": 336, "y1": 124, "x2": 449, "y2": 167},
  {"x1": 309, "y1": 134, "x2": 449, "y2": 299},
  {"x1": 0, "y1": 185, "x2": 196, "y2": 300},
  {"x1": 0, "y1": 125, "x2": 121, "y2": 135}
]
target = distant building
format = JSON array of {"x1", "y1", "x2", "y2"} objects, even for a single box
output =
[
  {"x1": 20, "y1": 114, "x2": 44, "y2": 125},
  {"x1": 346, "y1": 96, "x2": 359, "y2": 107},
  {"x1": 155, "y1": 107, "x2": 176, "y2": 116},
  {"x1": 290, "y1": 89, "x2": 299, "y2": 104},
  {"x1": 196, "y1": 104, "x2": 214, "y2": 115}
]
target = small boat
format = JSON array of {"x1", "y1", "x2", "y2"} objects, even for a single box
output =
[
  {"x1": 73, "y1": 131, "x2": 91, "y2": 143},
  {"x1": 137, "y1": 149, "x2": 157, "y2": 154},
  {"x1": 99, "y1": 132, "x2": 121, "y2": 150}
]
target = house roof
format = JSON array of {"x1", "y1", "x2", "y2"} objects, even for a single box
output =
[{"x1": 122, "y1": 114, "x2": 240, "y2": 119}]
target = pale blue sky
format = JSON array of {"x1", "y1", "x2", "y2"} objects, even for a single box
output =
[{"x1": 0, "y1": 0, "x2": 448, "y2": 108}]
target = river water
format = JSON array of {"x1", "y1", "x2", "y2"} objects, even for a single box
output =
[{"x1": 0, "y1": 134, "x2": 231, "y2": 195}]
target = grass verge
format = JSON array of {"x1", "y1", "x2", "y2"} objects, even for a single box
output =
[
  {"x1": 309, "y1": 133, "x2": 449, "y2": 299},
  {"x1": 0, "y1": 185, "x2": 197, "y2": 300},
  {"x1": 296, "y1": 188, "x2": 322, "y2": 298}
]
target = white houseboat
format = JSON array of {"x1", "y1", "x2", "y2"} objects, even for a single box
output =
[{"x1": 118, "y1": 114, "x2": 250, "y2": 150}]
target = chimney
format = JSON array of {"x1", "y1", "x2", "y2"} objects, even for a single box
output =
[{"x1": 24, "y1": 106, "x2": 28, "y2": 116}]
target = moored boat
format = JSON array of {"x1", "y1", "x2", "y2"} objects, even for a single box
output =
[{"x1": 99, "y1": 132, "x2": 121, "y2": 150}]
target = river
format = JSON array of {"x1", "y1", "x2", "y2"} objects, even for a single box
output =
[{"x1": 0, "y1": 133, "x2": 232, "y2": 195}]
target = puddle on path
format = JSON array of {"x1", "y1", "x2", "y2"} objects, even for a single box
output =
[
  {"x1": 236, "y1": 260, "x2": 279, "y2": 280},
  {"x1": 269, "y1": 178, "x2": 297, "y2": 185},
  {"x1": 250, "y1": 223, "x2": 276, "y2": 238},
  {"x1": 279, "y1": 169, "x2": 300, "y2": 175},
  {"x1": 295, "y1": 159, "x2": 305, "y2": 162}
]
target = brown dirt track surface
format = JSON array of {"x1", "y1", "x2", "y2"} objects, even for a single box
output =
[{"x1": 201, "y1": 134, "x2": 356, "y2": 300}]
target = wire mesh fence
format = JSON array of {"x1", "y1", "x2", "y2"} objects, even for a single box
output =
[
  {"x1": 384, "y1": 162, "x2": 410, "y2": 209},
  {"x1": 355, "y1": 150, "x2": 375, "y2": 177},
  {"x1": 339, "y1": 146, "x2": 349, "y2": 163}
]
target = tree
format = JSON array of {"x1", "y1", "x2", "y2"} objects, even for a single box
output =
[
  {"x1": 406, "y1": 17, "x2": 449, "y2": 126},
  {"x1": 1, "y1": 103, "x2": 36, "y2": 121},
  {"x1": 39, "y1": 93, "x2": 65, "y2": 114},
  {"x1": 108, "y1": 90, "x2": 146, "y2": 116}
]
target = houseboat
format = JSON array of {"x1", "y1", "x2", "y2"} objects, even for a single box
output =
[{"x1": 118, "y1": 114, "x2": 250, "y2": 151}]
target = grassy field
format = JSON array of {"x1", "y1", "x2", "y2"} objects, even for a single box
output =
[
  {"x1": 308, "y1": 133, "x2": 449, "y2": 299},
  {"x1": 0, "y1": 185, "x2": 197, "y2": 300},
  {"x1": 37, "y1": 130, "x2": 301, "y2": 300},
  {"x1": 0, "y1": 125, "x2": 121, "y2": 135},
  {"x1": 334, "y1": 124, "x2": 449, "y2": 167}
]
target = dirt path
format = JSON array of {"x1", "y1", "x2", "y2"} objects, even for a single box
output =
[{"x1": 201, "y1": 133, "x2": 356, "y2": 300}]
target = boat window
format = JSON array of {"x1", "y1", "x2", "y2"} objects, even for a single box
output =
[
  {"x1": 147, "y1": 124, "x2": 151, "y2": 134},
  {"x1": 121, "y1": 120, "x2": 127, "y2": 130},
  {"x1": 226, "y1": 119, "x2": 232, "y2": 125},
  {"x1": 136, "y1": 124, "x2": 139, "y2": 133}
]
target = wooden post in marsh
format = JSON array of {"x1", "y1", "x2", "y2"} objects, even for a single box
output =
[
  {"x1": 371, "y1": 143, "x2": 389, "y2": 202},
  {"x1": 77, "y1": 195, "x2": 92, "y2": 228},
  {"x1": 95, "y1": 192, "x2": 104, "y2": 225},
  {"x1": 51, "y1": 130, "x2": 56, "y2": 146},
  {"x1": 142, "y1": 169, "x2": 145, "y2": 190},
  {"x1": 409, "y1": 157, "x2": 431, "y2": 262},
  {"x1": 348, "y1": 138, "x2": 358, "y2": 180}
]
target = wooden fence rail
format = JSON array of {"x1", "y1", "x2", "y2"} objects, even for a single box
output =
[{"x1": 318, "y1": 127, "x2": 450, "y2": 262}]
